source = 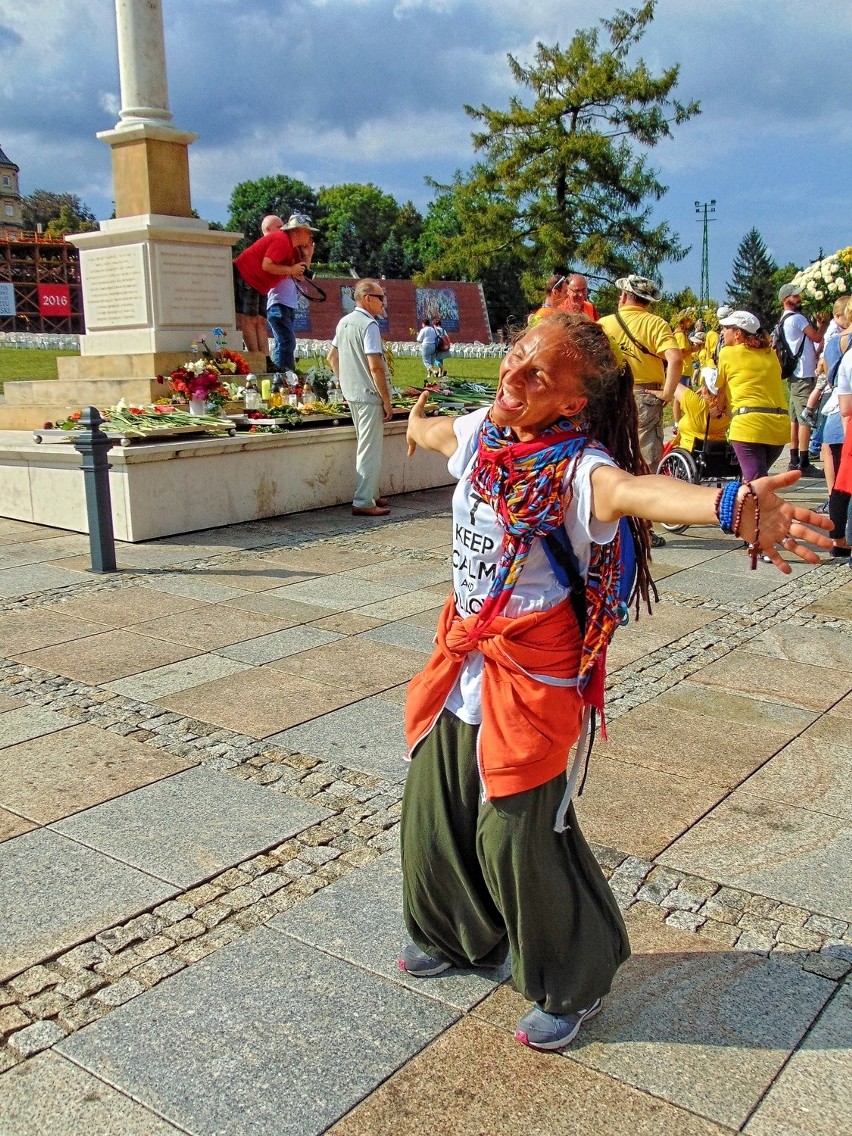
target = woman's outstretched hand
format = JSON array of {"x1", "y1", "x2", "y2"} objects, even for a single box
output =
[
  {"x1": 406, "y1": 390, "x2": 431, "y2": 458},
  {"x1": 739, "y1": 471, "x2": 833, "y2": 573}
]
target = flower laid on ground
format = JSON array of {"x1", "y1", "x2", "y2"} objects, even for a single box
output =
[
  {"x1": 790, "y1": 248, "x2": 852, "y2": 315},
  {"x1": 56, "y1": 402, "x2": 230, "y2": 435}
]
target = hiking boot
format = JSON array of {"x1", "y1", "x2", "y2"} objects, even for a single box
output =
[
  {"x1": 515, "y1": 998, "x2": 603, "y2": 1051},
  {"x1": 650, "y1": 531, "x2": 666, "y2": 548},
  {"x1": 787, "y1": 457, "x2": 800, "y2": 472},
  {"x1": 398, "y1": 942, "x2": 451, "y2": 977}
]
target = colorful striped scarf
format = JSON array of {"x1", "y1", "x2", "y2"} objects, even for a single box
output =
[{"x1": 468, "y1": 412, "x2": 589, "y2": 635}]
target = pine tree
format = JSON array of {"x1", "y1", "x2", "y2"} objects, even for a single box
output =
[
  {"x1": 420, "y1": 1, "x2": 699, "y2": 297},
  {"x1": 726, "y1": 228, "x2": 778, "y2": 329}
]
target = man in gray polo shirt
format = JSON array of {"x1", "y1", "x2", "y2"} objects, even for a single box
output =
[{"x1": 327, "y1": 280, "x2": 394, "y2": 516}]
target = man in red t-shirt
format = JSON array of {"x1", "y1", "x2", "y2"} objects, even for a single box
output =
[
  {"x1": 234, "y1": 214, "x2": 284, "y2": 356},
  {"x1": 234, "y1": 214, "x2": 316, "y2": 294}
]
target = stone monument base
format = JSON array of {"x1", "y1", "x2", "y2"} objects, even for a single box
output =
[
  {"x1": 0, "y1": 421, "x2": 453, "y2": 542},
  {"x1": 67, "y1": 214, "x2": 241, "y2": 356}
]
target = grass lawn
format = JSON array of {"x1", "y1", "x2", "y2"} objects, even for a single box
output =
[
  {"x1": 1, "y1": 350, "x2": 672, "y2": 426},
  {"x1": 0, "y1": 348, "x2": 500, "y2": 396},
  {"x1": 0, "y1": 349, "x2": 77, "y2": 392},
  {"x1": 388, "y1": 355, "x2": 500, "y2": 389}
]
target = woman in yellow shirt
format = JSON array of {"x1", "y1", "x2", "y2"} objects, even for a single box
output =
[
  {"x1": 671, "y1": 367, "x2": 731, "y2": 451},
  {"x1": 716, "y1": 311, "x2": 789, "y2": 481}
]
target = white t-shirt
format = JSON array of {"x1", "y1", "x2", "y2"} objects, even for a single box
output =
[
  {"x1": 782, "y1": 312, "x2": 818, "y2": 378},
  {"x1": 445, "y1": 407, "x2": 618, "y2": 724},
  {"x1": 267, "y1": 276, "x2": 298, "y2": 308}
]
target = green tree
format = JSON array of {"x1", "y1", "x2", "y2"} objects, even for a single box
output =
[
  {"x1": 22, "y1": 191, "x2": 97, "y2": 232},
  {"x1": 388, "y1": 200, "x2": 424, "y2": 277},
  {"x1": 417, "y1": 181, "x2": 528, "y2": 333},
  {"x1": 318, "y1": 183, "x2": 401, "y2": 277},
  {"x1": 378, "y1": 232, "x2": 408, "y2": 278},
  {"x1": 422, "y1": 1, "x2": 699, "y2": 291},
  {"x1": 726, "y1": 228, "x2": 779, "y2": 329},
  {"x1": 226, "y1": 175, "x2": 318, "y2": 250}
]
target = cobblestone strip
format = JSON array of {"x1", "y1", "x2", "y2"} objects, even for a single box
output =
[
  {"x1": 605, "y1": 558, "x2": 850, "y2": 718},
  {"x1": 0, "y1": 548, "x2": 847, "y2": 1069},
  {"x1": 594, "y1": 847, "x2": 852, "y2": 977},
  {"x1": 3, "y1": 816, "x2": 850, "y2": 1072},
  {"x1": 0, "y1": 752, "x2": 398, "y2": 1070}
]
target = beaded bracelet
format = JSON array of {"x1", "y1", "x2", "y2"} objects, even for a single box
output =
[
  {"x1": 732, "y1": 481, "x2": 760, "y2": 570},
  {"x1": 715, "y1": 479, "x2": 742, "y2": 534}
]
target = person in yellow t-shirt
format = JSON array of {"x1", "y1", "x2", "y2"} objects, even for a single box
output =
[
  {"x1": 672, "y1": 310, "x2": 697, "y2": 382},
  {"x1": 598, "y1": 275, "x2": 682, "y2": 548},
  {"x1": 598, "y1": 275, "x2": 682, "y2": 467},
  {"x1": 701, "y1": 306, "x2": 733, "y2": 369},
  {"x1": 715, "y1": 310, "x2": 789, "y2": 481},
  {"x1": 672, "y1": 367, "x2": 731, "y2": 452}
]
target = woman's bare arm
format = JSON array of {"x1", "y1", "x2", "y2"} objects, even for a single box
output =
[
  {"x1": 406, "y1": 391, "x2": 459, "y2": 458},
  {"x1": 590, "y1": 465, "x2": 832, "y2": 574}
]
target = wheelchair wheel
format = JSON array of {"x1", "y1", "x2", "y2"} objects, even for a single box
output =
[{"x1": 657, "y1": 448, "x2": 699, "y2": 533}]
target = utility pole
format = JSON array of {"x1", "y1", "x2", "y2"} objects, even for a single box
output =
[{"x1": 694, "y1": 200, "x2": 716, "y2": 305}]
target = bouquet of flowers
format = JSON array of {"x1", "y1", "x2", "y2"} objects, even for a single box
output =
[
  {"x1": 789, "y1": 248, "x2": 852, "y2": 316},
  {"x1": 158, "y1": 328, "x2": 250, "y2": 409}
]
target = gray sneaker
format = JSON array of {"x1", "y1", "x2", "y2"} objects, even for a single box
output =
[
  {"x1": 398, "y1": 942, "x2": 451, "y2": 977},
  {"x1": 515, "y1": 998, "x2": 602, "y2": 1050}
]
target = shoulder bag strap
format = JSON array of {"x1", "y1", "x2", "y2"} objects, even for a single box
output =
[
  {"x1": 781, "y1": 312, "x2": 806, "y2": 361},
  {"x1": 615, "y1": 309, "x2": 657, "y2": 358}
]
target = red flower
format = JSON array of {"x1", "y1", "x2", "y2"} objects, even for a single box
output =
[{"x1": 220, "y1": 348, "x2": 250, "y2": 375}]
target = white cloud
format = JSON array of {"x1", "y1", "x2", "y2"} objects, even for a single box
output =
[{"x1": 2, "y1": 0, "x2": 851, "y2": 295}]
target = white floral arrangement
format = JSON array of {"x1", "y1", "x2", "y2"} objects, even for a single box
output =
[{"x1": 789, "y1": 247, "x2": 852, "y2": 315}]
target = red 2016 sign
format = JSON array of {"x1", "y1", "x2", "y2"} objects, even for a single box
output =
[{"x1": 38, "y1": 285, "x2": 71, "y2": 315}]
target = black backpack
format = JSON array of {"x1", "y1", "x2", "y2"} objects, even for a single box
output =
[{"x1": 771, "y1": 312, "x2": 806, "y2": 378}]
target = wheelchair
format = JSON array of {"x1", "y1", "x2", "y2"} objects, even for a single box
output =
[{"x1": 656, "y1": 436, "x2": 741, "y2": 534}]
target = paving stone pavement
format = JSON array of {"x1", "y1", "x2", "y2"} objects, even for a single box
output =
[{"x1": 0, "y1": 475, "x2": 849, "y2": 1135}]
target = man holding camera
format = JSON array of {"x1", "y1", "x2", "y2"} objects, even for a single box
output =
[{"x1": 233, "y1": 212, "x2": 318, "y2": 372}]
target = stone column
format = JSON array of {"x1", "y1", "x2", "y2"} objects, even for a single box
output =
[
  {"x1": 47, "y1": 0, "x2": 253, "y2": 406},
  {"x1": 114, "y1": 0, "x2": 173, "y2": 129},
  {"x1": 101, "y1": 0, "x2": 194, "y2": 218}
]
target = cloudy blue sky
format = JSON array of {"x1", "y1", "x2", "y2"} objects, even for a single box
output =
[{"x1": 1, "y1": 0, "x2": 850, "y2": 299}]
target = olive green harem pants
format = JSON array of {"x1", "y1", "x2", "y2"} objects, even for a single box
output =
[{"x1": 401, "y1": 709, "x2": 630, "y2": 1015}]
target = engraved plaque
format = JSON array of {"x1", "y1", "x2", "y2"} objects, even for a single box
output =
[
  {"x1": 153, "y1": 244, "x2": 233, "y2": 326},
  {"x1": 81, "y1": 245, "x2": 149, "y2": 329}
]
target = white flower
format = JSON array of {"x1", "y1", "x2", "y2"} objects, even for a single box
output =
[
  {"x1": 814, "y1": 290, "x2": 825, "y2": 299},
  {"x1": 838, "y1": 278, "x2": 847, "y2": 290}
]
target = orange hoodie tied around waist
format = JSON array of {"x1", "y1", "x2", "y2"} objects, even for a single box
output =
[{"x1": 405, "y1": 594, "x2": 583, "y2": 799}]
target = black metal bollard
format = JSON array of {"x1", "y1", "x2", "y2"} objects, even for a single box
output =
[{"x1": 72, "y1": 406, "x2": 117, "y2": 573}]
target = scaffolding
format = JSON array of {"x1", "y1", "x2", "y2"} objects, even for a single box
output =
[{"x1": 0, "y1": 233, "x2": 83, "y2": 334}]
